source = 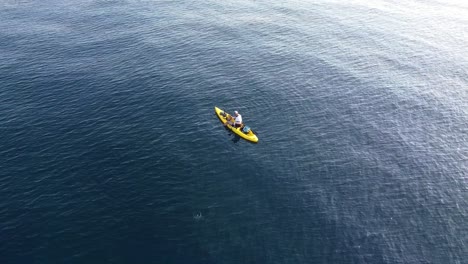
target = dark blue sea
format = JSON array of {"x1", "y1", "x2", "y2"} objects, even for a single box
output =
[{"x1": 1, "y1": 0, "x2": 467, "y2": 263}]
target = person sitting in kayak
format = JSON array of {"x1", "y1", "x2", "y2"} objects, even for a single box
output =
[{"x1": 233, "y1": 110, "x2": 243, "y2": 128}]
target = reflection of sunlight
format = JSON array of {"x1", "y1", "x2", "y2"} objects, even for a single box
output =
[
  {"x1": 348, "y1": 0, "x2": 468, "y2": 19},
  {"x1": 335, "y1": 0, "x2": 468, "y2": 58}
]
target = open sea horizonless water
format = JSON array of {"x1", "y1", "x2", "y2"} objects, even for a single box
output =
[{"x1": 0, "y1": 0, "x2": 467, "y2": 263}]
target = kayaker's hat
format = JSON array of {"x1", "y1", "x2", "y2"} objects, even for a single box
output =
[{"x1": 234, "y1": 111, "x2": 238, "y2": 115}]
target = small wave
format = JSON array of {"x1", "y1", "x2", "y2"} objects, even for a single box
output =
[{"x1": 193, "y1": 212, "x2": 204, "y2": 221}]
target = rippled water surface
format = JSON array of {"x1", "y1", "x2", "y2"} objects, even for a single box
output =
[{"x1": 1, "y1": 0, "x2": 467, "y2": 263}]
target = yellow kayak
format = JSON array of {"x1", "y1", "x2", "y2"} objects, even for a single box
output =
[{"x1": 215, "y1": 106, "x2": 259, "y2": 143}]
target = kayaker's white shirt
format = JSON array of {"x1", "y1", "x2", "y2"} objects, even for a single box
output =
[{"x1": 235, "y1": 114, "x2": 242, "y2": 124}]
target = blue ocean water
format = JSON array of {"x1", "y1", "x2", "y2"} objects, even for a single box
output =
[{"x1": 0, "y1": 0, "x2": 467, "y2": 263}]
